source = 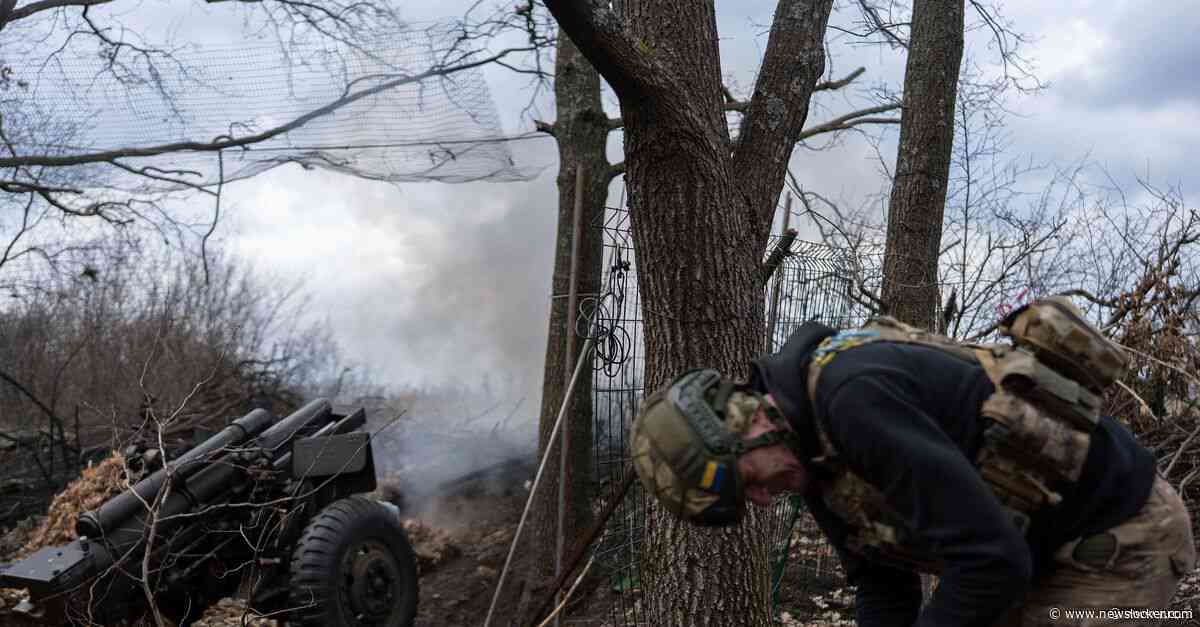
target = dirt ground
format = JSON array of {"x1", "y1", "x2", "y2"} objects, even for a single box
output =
[
  {"x1": 773, "y1": 519, "x2": 855, "y2": 626},
  {"x1": 409, "y1": 491, "x2": 533, "y2": 627},
  {"x1": 405, "y1": 491, "x2": 620, "y2": 627}
]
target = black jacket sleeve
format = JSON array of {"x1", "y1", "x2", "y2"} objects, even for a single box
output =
[
  {"x1": 816, "y1": 368, "x2": 1033, "y2": 627},
  {"x1": 805, "y1": 492, "x2": 923, "y2": 627}
]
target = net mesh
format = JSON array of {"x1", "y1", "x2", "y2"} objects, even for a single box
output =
[{"x1": 5, "y1": 22, "x2": 544, "y2": 190}]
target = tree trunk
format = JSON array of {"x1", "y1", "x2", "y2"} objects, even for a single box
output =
[
  {"x1": 623, "y1": 81, "x2": 774, "y2": 627},
  {"x1": 541, "y1": 0, "x2": 834, "y2": 623},
  {"x1": 880, "y1": 0, "x2": 965, "y2": 330},
  {"x1": 529, "y1": 26, "x2": 609, "y2": 594},
  {"x1": 616, "y1": 3, "x2": 767, "y2": 625}
]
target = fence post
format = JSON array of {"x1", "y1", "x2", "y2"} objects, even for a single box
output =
[{"x1": 765, "y1": 194, "x2": 795, "y2": 351}]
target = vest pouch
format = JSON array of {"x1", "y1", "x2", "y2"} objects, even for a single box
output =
[
  {"x1": 999, "y1": 296, "x2": 1128, "y2": 393},
  {"x1": 987, "y1": 348, "x2": 1101, "y2": 431},
  {"x1": 980, "y1": 391, "x2": 1091, "y2": 483},
  {"x1": 977, "y1": 441, "x2": 1061, "y2": 511}
]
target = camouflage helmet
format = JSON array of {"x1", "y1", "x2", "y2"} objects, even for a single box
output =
[{"x1": 631, "y1": 369, "x2": 796, "y2": 526}]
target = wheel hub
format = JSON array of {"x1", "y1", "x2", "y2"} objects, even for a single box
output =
[{"x1": 341, "y1": 540, "x2": 402, "y2": 624}]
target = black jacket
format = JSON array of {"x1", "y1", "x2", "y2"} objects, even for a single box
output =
[{"x1": 750, "y1": 324, "x2": 1157, "y2": 627}]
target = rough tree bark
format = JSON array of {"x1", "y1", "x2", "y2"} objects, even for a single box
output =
[
  {"x1": 529, "y1": 27, "x2": 610, "y2": 590},
  {"x1": 879, "y1": 0, "x2": 965, "y2": 329},
  {"x1": 541, "y1": 1, "x2": 834, "y2": 624}
]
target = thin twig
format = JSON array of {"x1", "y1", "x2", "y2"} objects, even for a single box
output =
[
  {"x1": 1165, "y1": 422, "x2": 1200, "y2": 478},
  {"x1": 1115, "y1": 379, "x2": 1158, "y2": 423},
  {"x1": 534, "y1": 556, "x2": 595, "y2": 627}
]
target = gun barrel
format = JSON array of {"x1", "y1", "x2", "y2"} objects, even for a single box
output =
[
  {"x1": 272, "y1": 406, "x2": 367, "y2": 471},
  {"x1": 254, "y1": 398, "x2": 333, "y2": 453},
  {"x1": 76, "y1": 408, "x2": 275, "y2": 538}
]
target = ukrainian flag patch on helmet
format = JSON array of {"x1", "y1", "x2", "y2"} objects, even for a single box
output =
[{"x1": 700, "y1": 460, "x2": 726, "y2": 492}]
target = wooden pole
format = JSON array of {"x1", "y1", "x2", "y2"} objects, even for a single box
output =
[
  {"x1": 532, "y1": 468, "x2": 637, "y2": 624},
  {"x1": 483, "y1": 340, "x2": 596, "y2": 627},
  {"x1": 557, "y1": 166, "x2": 586, "y2": 626}
]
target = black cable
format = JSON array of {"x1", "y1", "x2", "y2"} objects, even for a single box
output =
[{"x1": 577, "y1": 248, "x2": 633, "y2": 378}]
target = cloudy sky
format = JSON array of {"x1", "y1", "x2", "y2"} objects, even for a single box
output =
[{"x1": 113, "y1": 1, "x2": 1198, "y2": 433}]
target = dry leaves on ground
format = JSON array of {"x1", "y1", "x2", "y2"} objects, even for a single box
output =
[
  {"x1": 191, "y1": 597, "x2": 278, "y2": 626},
  {"x1": 0, "y1": 515, "x2": 41, "y2": 560},
  {"x1": 0, "y1": 586, "x2": 26, "y2": 611},
  {"x1": 1, "y1": 453, "x2": 130, "y2": 623},
  {"x1": 18, "y1": 453, "x2": 128, "y2": 557},
  {"x1": 402, "y1": 518, "x2": 460, "y2": 574}
]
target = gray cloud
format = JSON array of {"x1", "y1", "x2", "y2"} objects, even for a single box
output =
[{"x1": 1050, "y1": 6, "x2": 1200, "y2": 109}]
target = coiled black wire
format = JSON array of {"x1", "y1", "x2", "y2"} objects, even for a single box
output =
[{"x1": 576, "y1": 248, "x2": 633, "y2": 378}]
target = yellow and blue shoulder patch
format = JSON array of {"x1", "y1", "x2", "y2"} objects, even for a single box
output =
[
  {"x1": 700, "y1": 460, "x2": 727, "y2": 492},
  {"x1": 811, "y1": 329, "x2": 881, "y2": 368}
]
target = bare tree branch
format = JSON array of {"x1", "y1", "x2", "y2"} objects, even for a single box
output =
[
  {"x1": 0, "y1": 0, "x2": 17, "y2": 29},
  {"x1": 796, "y1": 102, "x2": 902, "y2": 141},
  {"x1": 816, "y1": 66, "x2": 867, "y2": 91},
  {"x1": 721, "y1": 67, "x2": 868, "y2": 116},
  {"x1": 856, "y1": 0, "x2": 909, "y2": 49},
  {"x1": 6, "y1": 0, "x2": 110, "y2": 27},
  {"x1": 608, "y1": 161, "x2": 625, "y2": 182},
  {"x1": 542, "y1": 0, "x2": 668, "y2": 100}
]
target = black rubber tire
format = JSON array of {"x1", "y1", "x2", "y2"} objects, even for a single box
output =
[{"x1": 288, "y1": 496, "x2": 419, "y2": 627}]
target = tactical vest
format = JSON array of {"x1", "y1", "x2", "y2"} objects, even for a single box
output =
[{"x1": 804, "y1": 297, "x2": 1128, "y2": 574}]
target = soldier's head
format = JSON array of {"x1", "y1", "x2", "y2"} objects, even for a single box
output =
[{"x1": 631, "y1": 369, "x2": 809, "y2": 527}]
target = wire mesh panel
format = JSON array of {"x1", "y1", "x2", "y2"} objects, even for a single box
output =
[
  {"x1": 586, "y1": 206, "x2": 647, "y2": 625},
  {"x1": 586, "y1": 207, "x2": 868, "y2": 625},
  {"x1": 766, "y1": 239, "x2": 866, "y2": 351}
]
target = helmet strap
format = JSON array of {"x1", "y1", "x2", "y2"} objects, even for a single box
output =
[
  {"x1": 731, "y1": 429, "x2": 787, "y2": 454},
  {"x1": 709, "y1": 380, "x2": 738, "y2": 419},
  {"x1": 726, "y1": 388, "x2": 801, "y2": 453}
]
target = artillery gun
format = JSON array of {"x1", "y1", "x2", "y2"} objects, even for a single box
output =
[{"x1": 0, "y1": 399, "x2": 419, "y2": 626}]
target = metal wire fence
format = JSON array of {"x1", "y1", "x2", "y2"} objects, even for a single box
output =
[{"x1": 585, "y1": 206, "x2": 874, "y2": 625}]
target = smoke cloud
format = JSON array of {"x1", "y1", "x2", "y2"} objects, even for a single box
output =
[{"x1": 228, "y1": 139, "x2": 559, "y2": 431}]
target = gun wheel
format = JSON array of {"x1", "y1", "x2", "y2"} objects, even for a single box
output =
[{"x1": 289, "y1": 496, "x2": 418, "y2": 627}]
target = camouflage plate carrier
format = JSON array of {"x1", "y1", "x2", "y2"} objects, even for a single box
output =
[{"x1": 805, "y1": 296, "x2": 1128, "y2": 574}]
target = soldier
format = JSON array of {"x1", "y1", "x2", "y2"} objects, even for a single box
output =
[{"x1": 632, "y1": 302, "x2": 1196, "y2": 627}]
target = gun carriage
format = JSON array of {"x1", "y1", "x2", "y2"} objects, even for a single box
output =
[{"x1": 0, "y1": 398, "x2": 419, "y2": 626}]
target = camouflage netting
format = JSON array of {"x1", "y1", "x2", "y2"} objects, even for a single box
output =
[{"x1": 5, "y1": 21, "x2": 547, "y2": 191}]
